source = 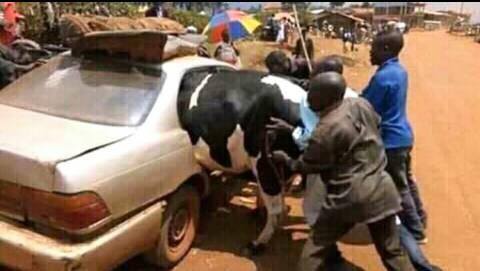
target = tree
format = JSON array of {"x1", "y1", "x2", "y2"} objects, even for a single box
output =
[
  {"x1": 361, "y1": 2, "x2": 373, "y2": 8},
  {"x1": 330, "y1": 2, "x2": 345, "y2": 8},
  {"x1": 247, "y1": 5, "x2": 260, "y2": 14},
  {"x1": 282, "y1": 2, "x2": 310, "y2": 12}
]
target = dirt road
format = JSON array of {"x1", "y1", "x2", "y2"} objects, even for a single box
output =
[
  {"x1": 117, "y1": 31, "x2": 480, "y2": 271},
  {"x1": 402, "y1": 31, "x2": 480, "y2": 270}
]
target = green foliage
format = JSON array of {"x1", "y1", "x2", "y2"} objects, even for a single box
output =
[
  {"x1": 282, "y1": 2, "x2": 311, "y2": 12},
  {"x1": 281, "y1": 2, "x2": 311, "y2": 12},
  {"x1": 297, "y1": 10, "x2": 314, "y2": 27},
  {"x1": 361, "y1": 2, "x2": 373, "y2": 8},
  {"x1": 247, "y1": 5, "x2": 261, "y2": 14},
  {"x1": 17, "y1": 2, "x2": 144, "y2": 43},
  {"x1": 253, "y1": 9, "x2": 313, "y2": 29},
  {"x1": 253, "y1": 11, "x2": 274, "y2": 25},
  {"x1": 330, "y1": 2, "x2": 345, "y2": 8},
  {"x1": 170, "y1": 10, "x2": 210, "y2": 33}
]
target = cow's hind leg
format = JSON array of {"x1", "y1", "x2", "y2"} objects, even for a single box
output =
[{"x1": 244, "y1": 156, "x2": 285, "y2": 256}]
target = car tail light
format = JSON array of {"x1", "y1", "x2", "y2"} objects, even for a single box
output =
[
  {"x1": 0, "y1": 180, "x2": 110, "y2": 232},
  {"x1": 25, "y1": 190, "x2": 111, "y2": 231},
  {"x1": 0, "y1": 181, "x2": 23, "y2": 219}
]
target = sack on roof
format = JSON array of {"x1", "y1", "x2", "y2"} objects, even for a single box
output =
[
  {"x1": 59, "y1": 15, "x2": 185, "y2": 46},
  {"x1": 72, "y1": 31, "x2": 202, "y2": 63}
]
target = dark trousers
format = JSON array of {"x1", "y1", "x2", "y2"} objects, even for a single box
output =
[
  {"x1": 406, "y1": 161, "x2": 428, "y2": 228},
  {"x1": 386, "y1": 148, "x2": 426, "y2": 240},
  {"x1": 399, "y1": 225, "x2": 437, "y2": 271},
  {"x1": 298, "y1": 215, "x2": 414, "y2": 271}
]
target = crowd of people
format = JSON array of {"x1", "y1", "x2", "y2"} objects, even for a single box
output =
[
  {"x1": 318, "y1": 19, "x2": 396, "y2": 53},
  {"x1": 0, "y1": 2, "x2": 49, "y2": 88},
  {"x1": 0, "y1": 5, "x2": 443, "y2": 269},
  {"x1": 202, "y1": 24, "x2": 442, "y2": 270},
  {"x1": 260, "y1": 30, "x2": 442, "y2": 271}
]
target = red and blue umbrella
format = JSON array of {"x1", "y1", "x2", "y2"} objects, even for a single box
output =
[{"x1": 203, "y1": 10, "x2": 261, "y2": 43}]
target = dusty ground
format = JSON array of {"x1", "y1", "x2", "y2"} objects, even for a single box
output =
[
  {"x1": 0, "y1": 29, "x2": 464, "y2": 271},
  {"x1": 1, "y1": 31, "x2": 474, "y2": 271},
  {"x1": 115, "y1": 31, "x2": 480, "y2": 270},
  {"x1": 117, "y1": 36, "x2": 376, "y2": 271},
  {"x1": 118, "y1": 32, "x2": 480, "y2": 271}
]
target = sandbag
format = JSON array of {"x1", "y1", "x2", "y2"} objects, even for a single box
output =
[
  {"x1": 72, "y1": 31, "x2": 201, "y2": 63},
  {"x1": 163, "y1": 35, "x2": 199, "y2": 61},
  {"x1": 59, "y1": 15, "x2": 185, "y2": 46},
  {"x1": 59, "y1": 15, "x2": 92, "y2": 46},
  {"x1": 72, "y1": 31, "x2": 168, "y2": 62}
]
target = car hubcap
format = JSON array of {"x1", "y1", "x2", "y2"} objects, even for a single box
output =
[{"x1": 168, "y1": 204, "x2": 190, "y2": 250}]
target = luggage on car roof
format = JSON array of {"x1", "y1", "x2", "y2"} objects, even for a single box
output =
[
  {"x1": 72, "y1": 31, "x2": 205, "y2": 63},
  {"x1": 59, "y1": 15, "x2": 186, "y2": 46}
]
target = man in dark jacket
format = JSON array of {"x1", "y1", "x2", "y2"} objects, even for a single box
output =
[
  {"x1": 294, "y1": 28, "x2": 314, "y2": 61},
  {"x1": 272, "y1": 72, "x2": 413, "y2": 271}
]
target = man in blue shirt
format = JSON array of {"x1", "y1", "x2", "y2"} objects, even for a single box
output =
[
  {"x1": 271, "y1": 72, "x2": 413, "y2": 271},
  {"x1": 362, "y1": 30, "x2": 427, "y2": 243},
  {"x1": 268, "y1": 55, "x2": 441, "y2": 271}
]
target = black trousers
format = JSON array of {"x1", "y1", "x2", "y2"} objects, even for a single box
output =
[
  {"x1": 299, "y1": 215, "x2": 414, "y2": 271},
  {"x1": 386, "y1": 147, "x2": 426, "y2": 240}
]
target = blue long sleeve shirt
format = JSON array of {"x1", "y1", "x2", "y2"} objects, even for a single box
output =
[
  {"x1": 361, "y1": 57, "x2": 413, "y2": 149},
  {"x1": 293, "y1": 88, "x2": 358, "y2": 150}
]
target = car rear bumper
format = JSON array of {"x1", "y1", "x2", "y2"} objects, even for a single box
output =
[{"x1": 0, "y1": 201, "x2": 164, "y2": 271}]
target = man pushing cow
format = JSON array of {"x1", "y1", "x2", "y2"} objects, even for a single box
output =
[
  {"x1": 270, "y1": 71, "x2": 414, "y2": 271},
  {"x1": 266, "y1": 32, "x2": 440, "y2": 270}
]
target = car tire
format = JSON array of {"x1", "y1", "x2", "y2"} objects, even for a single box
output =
[{"x1": 145, "y1": 185, "x2": 200, "y2": 268}]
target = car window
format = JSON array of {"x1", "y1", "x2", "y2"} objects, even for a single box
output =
[{"x1": 0, "y1": 55, "x2": 165, "y2": 126}]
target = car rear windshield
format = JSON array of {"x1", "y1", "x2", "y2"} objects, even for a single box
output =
[{"x1": 0, "y1": 54, "x2": 164, "y2": 126}]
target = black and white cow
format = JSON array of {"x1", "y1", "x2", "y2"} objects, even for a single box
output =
[{"x1": 178, "y1": 69, "x2": 306, "y2": 253}]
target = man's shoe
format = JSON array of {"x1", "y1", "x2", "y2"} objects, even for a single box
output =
[
  {"x1": 416, "y1": 237, "x2": 428, "y2": 245},
  {"x1": 431, "y1": 265, "x2": 443, "y2": 271}
]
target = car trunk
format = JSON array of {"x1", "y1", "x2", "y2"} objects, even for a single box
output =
[{"x1": 0, "y1": 104, "x2": 134, "y2": 192}]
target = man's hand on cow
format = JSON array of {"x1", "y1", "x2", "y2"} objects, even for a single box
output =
[
  {"x1": 269, "y1": 150, "x2": 291, "y2": 165},
  {"x1": 266, "y1": 117, "x2": 294, "y2": 134}
]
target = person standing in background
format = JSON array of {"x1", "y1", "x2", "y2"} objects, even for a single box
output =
[
  {"x1": 293, "y1": 28, "x2": 314, "y2": 62},
  {"x1": 276, "y1": 18, "x2": 286, "y2": 47},
  {"x1": 0, "y1": 2, "x2": 23, "y2": 45},
  {"x1": 214, "y1": 29, "x2": 241, "y2": 68}
]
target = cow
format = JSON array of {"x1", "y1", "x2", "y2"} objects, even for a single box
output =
[{"x1": 178, "y1": 69, "x2": 306, "y2": 254}]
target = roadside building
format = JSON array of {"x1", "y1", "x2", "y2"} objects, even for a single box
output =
[
  {"x1": 261, "y1": 2, "x2": 282, "y2": 14},
  {"x1": 314, "y1": 10, "x2": 365, "y2": 37},
  {"x1": 373, "y1": 2, "x2": 425, "y2": 25},
  {"x1": 345, "y1": 8, "x2": 374, "y2": 24}
]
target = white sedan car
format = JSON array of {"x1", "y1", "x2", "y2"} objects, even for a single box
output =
[{"x1": 0, "y1": 46, "x2": 235, "y2": 270}]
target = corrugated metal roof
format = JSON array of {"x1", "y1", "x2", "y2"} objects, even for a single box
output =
[
  {"x1": 262, "y1": 2, "x2": 282, "y2": 10},
  {"x1": 315, "y1": 11, "x2": 365, "y2": 23}
]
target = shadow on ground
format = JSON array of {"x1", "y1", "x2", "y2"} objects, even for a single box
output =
[{"x1": 117, "y1": 178, "x2": 366, "y2": 271}]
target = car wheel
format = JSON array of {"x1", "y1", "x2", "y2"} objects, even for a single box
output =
[{"x1": 145, "y1": 185, "x2": 200, "y2": 268}]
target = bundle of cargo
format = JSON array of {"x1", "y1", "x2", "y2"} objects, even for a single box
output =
[
  {"x1": 59, "y1": 15, "x2": 186, "y2": 46},
  {"x1": 71, "y1": 30, "x2": 205, "y2": 63}
]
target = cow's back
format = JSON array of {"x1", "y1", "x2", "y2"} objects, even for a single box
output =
[{"x1": 178, "y1": 70, "x2": 306, "y2": 173}]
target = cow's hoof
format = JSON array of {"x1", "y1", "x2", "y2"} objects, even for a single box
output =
[
  {"x1": 242, "y1": 242, "x2": 266, "y2": 257},
  {"x1": 250, "y1": 207, "x2": 267, "y2": 222},
  {"x1": 284, "y1": 205, "x2": 292, "y2": 215},
  {"x1": 278, "y1": 205, "x2": 292, "y2": 224}
]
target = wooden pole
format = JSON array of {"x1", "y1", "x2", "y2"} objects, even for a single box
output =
[{"x1": 292, "y1": 4, "x2": 312, "y2": 72}]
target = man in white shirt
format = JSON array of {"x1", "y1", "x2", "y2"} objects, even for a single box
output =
[
  {"x1": 267, "y1": 56, "x2": 442, "y2": 271},
  {"x1": 268, "y1": 55, "x2": 357, "y2": 150}
]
